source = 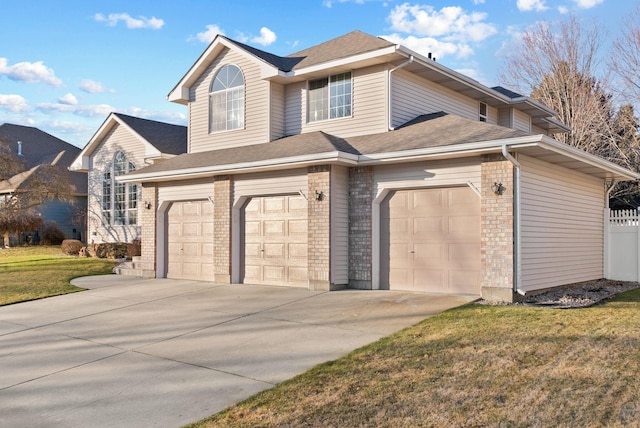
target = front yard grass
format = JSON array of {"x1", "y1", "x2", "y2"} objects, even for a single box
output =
[
  {"x1": 0, "y1": 246, "x2": 117, "y2": 306},
  {"x1": 191, "y1": 288, "x2": 640, "y2": 427}
]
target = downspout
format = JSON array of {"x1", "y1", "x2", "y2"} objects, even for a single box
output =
[
  {"x1": 388, "y1": 55, "x2": 414, "y2": 131},
  {"x1": 502, "y1": 145, "x2": 525, "y2": 296}
]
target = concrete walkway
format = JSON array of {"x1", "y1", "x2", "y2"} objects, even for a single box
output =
[{"x1": 0, "y1": 275, "x2": 476, "y2": 427}]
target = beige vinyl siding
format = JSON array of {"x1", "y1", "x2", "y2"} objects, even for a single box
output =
[
  {"x1": 330, "y1": 166, "x2": 349, "y2": 285},
  {"x1": 519, "y1": 154, "x2": 605, "y2": 292},
  {"x1": 285, "y1": 64, "x2": 388, "y2": 138},
  {"x1": 188, "y1": 48, "x2": 269, "y2": 153},
  {"x1": 391, "y1": 69, "x2": 477, "y2": 128},
  {"x1": 233, "y1": 168, "x2": 308, "y2": 203},
  {"x1": 373, "y1": 157, "x2": 482, "y2": 194},
  {"x1": 513, "y1": 109, "x2": 532, "y2": 133},
  {"x1": 270, "y1": 82, "x2": 286, "y2": 140},
  {"x1": 88, "y1": 123, "x2": 144, "y2": 243},
  {"x1": 486, "y1": 104, "x2": 498, "y2": 124},
  {"x1": 157, "y1": 178, "x2": 215, "y2": 203},
  {"x1": 497, "y1": 108, "x2": 512, "y2": 129},
  {"x1": 531, "y1": 125, "x2": 549, "y2": 136}
]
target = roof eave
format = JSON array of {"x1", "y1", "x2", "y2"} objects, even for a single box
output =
[{"x1": 118, "y1": 151, "x2": 360, "y2": 183}]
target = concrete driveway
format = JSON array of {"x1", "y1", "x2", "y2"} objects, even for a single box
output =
[{"x1": 0, "y1": 275, "x2": 476, "y2": 427}]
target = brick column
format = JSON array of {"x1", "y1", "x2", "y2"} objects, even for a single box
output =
[
  {"x1": 214, "y1": 175, "x2": 232, "y2": 284},
  {"x1": 140, "y1": 182, "x2": 157, "y2": 277},
  {"x1": 481, "y1": 154, "x2": 515, "y2": 302},
  {"x1": 348, "y1": 166, "x2": 373, "y2": 289},
  {"x1": 308, "y1": 165, "x2": 332, "y2": 291}
]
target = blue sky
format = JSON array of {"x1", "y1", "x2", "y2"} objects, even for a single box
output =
[{"x1": 0, "y1": 0, "x2": 631, "y2": 148}]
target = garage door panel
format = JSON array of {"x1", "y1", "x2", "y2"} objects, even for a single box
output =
[
  {"x1": 166, "y1": 200, "x2": 214, "y2": 282},
  {"x1": 382, "y1": 187, "x2": 480, "y2": 294},
  {"x1": 243, "y1": 195, "x2": 308, "y2": 287}
]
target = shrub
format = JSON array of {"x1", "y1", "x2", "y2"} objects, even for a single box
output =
[
  {"x1": 93, "y1": 242, "x2": 128, "y2": 259},
  {"x1": 41, "y1": 222, "x2": 65, "y2": 245},
  {"x1": 61, "y1": 239, "x2": 84, "y2": 255},
  {"x1": 127, "y1": 239, "x2": 141, "y2": 258}
]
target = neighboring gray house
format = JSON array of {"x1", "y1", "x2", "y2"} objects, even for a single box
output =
[
  {"x1": 70, "y1": 112, "x2": 187, "y2": 244},
  {"x1": 116, "y1": 30, "x2": 637, "y2": 302},
  {"x1": 0, "y1": 123, "x2": 86, "y2": 244}
]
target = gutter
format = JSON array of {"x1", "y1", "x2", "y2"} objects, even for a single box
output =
[
  {"x1": 388, "y1": 55, "x2": 414, "y2": 131},
  {"x1": 502, "y1": 145, "x2": 525, "y2": 297}
]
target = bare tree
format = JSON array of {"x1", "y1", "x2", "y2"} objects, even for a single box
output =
[
  {"x1": 500, "y1": 16, "x2": 618, "y2": 156},
  {"x1": 612, "y1": 4, "x2": 640, "y2": 105},
  {"x1": 0, "y1": 138, "x2": 74, "y2": 246}
]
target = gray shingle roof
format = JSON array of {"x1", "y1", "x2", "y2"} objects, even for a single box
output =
[
  {"x1": 223, "y1": 30, "x2": 395, "y2": 73},
  {"x1": 0, "y1": 123, "x2": 81, "y2": 169},
  {"x1": 128, "y1": 113, "x2": 528, "y2": 177},
  {"x1": 491, "y1": 86, "x2": 524, "y2": 99},
  {"x1": 114, "y1": 113, "x2": 187, "y2": 155}
]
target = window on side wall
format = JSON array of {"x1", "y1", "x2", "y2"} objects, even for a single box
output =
[
  {"x1": 101, "y1": 151, "x2": 138, "y2": 226},
  {"x1": 479, "y1": 102, "x2": 488, "y2": 122},
  {"x1": 209, "y1": 64, "x2": 245, "y2": 133},
  {"x1": 308, "y1": 72, "x2": 352, "y2": 122}
]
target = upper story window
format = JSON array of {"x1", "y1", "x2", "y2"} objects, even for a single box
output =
[
  {"x1": 308, "y1": 72, "x2": 352, "y2": 122},
  {"x1": 102, "y1": 151, "x2": 137, "y2": 226},
  {"x1": 479, "y1": 102, "x2": 488, "y2": 122},
  {"x1": 210, "y1": 64, "x2": 245, "y2": 133}
]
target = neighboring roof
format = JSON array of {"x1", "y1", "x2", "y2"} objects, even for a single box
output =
[
  {"x1": 70, "y1": 112, "x2": 187, "y2": 171},
  {"x1": 0, "y1": 123, "x2": 81, "y2": 169},
  {"x1": 122, "y1": 112, "x2": 635, "y2": 184},
  {"x1": 113, "y1": 113, "x2": 187, "y2": 155}
]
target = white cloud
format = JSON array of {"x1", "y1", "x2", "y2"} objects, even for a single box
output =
[
  {"x1": 558, "y1": 6, "x2": 569, "y2": 13},
  {"x1": 517, "y1": 0, "x2": 548, "y2": 11},
  {"x1": 190, "y1": 24, "x2": 225, "y2": 43},
  {"x1": 382, "y1": 4, "x2": 496, "y2": 59},
  {"x1": 94, "y1": 13, "x2": 164, "y2": 30},
  {"x1": 387, "y1": 4, "x2": 497, "y2": 42},
  {"x1": 251, "y1": 27, "x2": 277, "y2": 46},
  {"x1": 79, "y1": 79, "x2": 114, "y2": 94},
  {"x1": 0, "y1": 94, "x2": 30, "y2": 113},
  {"x1": 36, "y1": 102, "x2": 114, "y2": 117},
  {"x1": 0, "y1": 58, "x2": 62, "y2": 86},
  {"x1": 572, "y1": 0, "x2": 604, "y2": 8},
  {"x1": 472, "y1": 0, "x2": 486, "y2": 4},
  {"x1": 58, "y1": 93, "x2": 78, "y2": 105}
]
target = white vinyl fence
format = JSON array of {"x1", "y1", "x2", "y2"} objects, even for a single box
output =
[{"x1": 606, "y1": 209, "x2": 640, "y2": 281}]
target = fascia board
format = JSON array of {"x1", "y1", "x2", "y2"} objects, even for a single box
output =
[
  {"x1": 118, "y1": 151, "x2": 360, "y2": 183},
  {"x1": 535, "y1": 136, "x2": 640, "y2": 181}
]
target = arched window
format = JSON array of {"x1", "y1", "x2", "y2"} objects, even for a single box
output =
[
  {"x1": 209, "y1": 64, "x2": 244, "y2": 132},
  {"x1": 102, "y1": 152, "x2": 137, "y2": 226}
]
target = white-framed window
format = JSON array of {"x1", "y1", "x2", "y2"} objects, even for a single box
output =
[
  {"x1": 479, "y1": 102, "x2": 488, "y2": 122},
  {"x1": 209, "y1": 64, "x2": 245, "y2": 133},
  {"x1": 308, "y1": 72, "x2": 352, "y2": 122},
  {"x1": 102, "y1": 151, "x2": 137, "y2": 226}
]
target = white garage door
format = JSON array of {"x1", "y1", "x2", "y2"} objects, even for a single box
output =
[
  {"x1": 166, "y1": 200, "x2": 215, "y2": 281},
  {"x1": 381, "y1": 187, "x2": 481, "y2": 294},
  {"x1": 243, "y1": 194, "x2": 308, "y2": 287}
]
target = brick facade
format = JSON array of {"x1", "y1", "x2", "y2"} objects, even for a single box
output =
[
  {"x1": 213, "y1": 175, "x2": 232, "y2": 283},
  {"x1": 140, "y1": 183, "x2": 157, "y2": 276},
  {"x1": 480, "y1": 154, "x2": 515, "y2": 302},
  {"x1": 348, "y1": 166, "x2": 373, "y2": 289},
  {"x1": 307, "y1": 165, "x2": 332, "y2": 290}
]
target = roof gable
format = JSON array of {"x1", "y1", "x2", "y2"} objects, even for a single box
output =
[{"x1": 70, "y1": 113, "x2": 187, "y2": 172}]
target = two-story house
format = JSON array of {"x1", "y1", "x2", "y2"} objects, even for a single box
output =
[{"x1": 118, "y1": 30, "x2": 637, "y2": 302}]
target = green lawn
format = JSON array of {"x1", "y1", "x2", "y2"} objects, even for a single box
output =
[
  {"x1": 0, "y1": 246, "x2": 117, "y2": 306},
  {"x1": 190, "y1": 288, "x2": 640, "y2": 427}
]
